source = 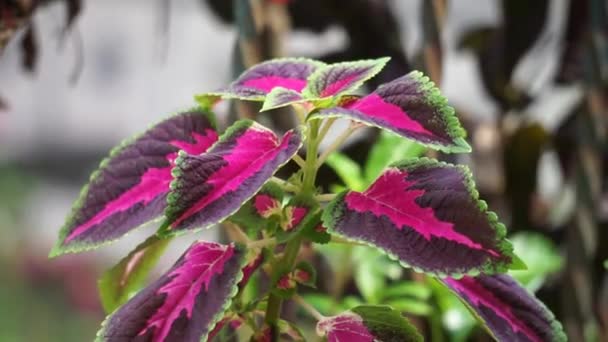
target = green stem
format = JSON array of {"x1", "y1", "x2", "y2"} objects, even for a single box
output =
[
  {"x1": 247, "y1": 237, "x2": 276, "y2": 249},
  {"x1": 293, "y1": 294, "x2": 326, "y2": 321},
  {"x1": 330, "y1": 235, "x2": 366, "y2": 246},
  {"x1": 315, "y1": 193, "x2": 336, "y2": 202},
  {"x1": 293, "y1": 103, "x2": 308, "y2": 123},
  {"x1": 302, "y1": 120, "x2": 320, "y2": 195},
  {"x1": 292, "y1": 154, "x2": 306, "y2": 168},
  {"x1": 264, "y1": 238, "x2": 302, "y2": 332},
  {"x1": 264, "y1": 119, "x2": 321, "y2": 338}
]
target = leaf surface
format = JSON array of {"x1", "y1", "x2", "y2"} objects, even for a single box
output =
[
  {"x1": 161, "y1": 120, "x2": 302, "y2": 235},
  {"x1": 261, "y1": 87, "x2": 307, "y2": 111},
  {"x1": 229, "y1": 181, "x2": 285, "y2": 236},
  {"x1": 322, "y1": 158, "x2": 515, "y2": 277},
  {"x1": 325, "y1": 152, "x2": 366, "y2": 191},
  {"x1": 316, "y1": 305, "x2": 422, "y2": 342},
  {"x1": 51, "y1": 109, "x2": 218, "y2": 256},
  {"x1": 302, "y1": 58, "x2": 389, "y2": 99},
  {"x1": 207, "y1": 58, "x2": 325, "y2": 101},
  {"x1": 443, "y1": 274, "x2": 566, "y2": 342},
  {"x1": 311, "y1": 71, "x2": 471, "y2": 153},
  {"x1": 97, "y1": 241, "x2": 246, "y2": 342}
]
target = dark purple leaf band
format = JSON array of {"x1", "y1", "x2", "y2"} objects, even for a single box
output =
[
  {"x1": 51, "y1": 110, "x2": 218, "y2": 256},
  {"x1": 161, "y1": 120, "x2": 302, "y2": 235},
  {"x1": 443, "y1": 275, "x2": 566, "y2": 342},
  {"x1": 322, "y1": 158, "x2": 515, "y2": 277},
  {"x1": 97, "y1": 241, "x2": 246, "y2": 342}
]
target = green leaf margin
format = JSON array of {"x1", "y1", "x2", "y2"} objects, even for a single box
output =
[
  {"x1": 321, "y1": 157, "x2": 518, "y2": 278},
  {"x1": 95, "y1": 242, "x2": 248, "y2": 342},
  {"x1": 49, "y1": 107, "x2": 218, "y2": 257},
  {"x1": 158, "y1": 120, "x2": 303, "y2": 238},
  {"x1": 309, "y1": 70, "x2": 472, "y2": 153},
  {"x1": 302, "y1": 57, "x2": 390, "y2": 99}
]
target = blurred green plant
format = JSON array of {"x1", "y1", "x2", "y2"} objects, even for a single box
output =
[
  {"x1": 326, "y1": 130, "x2": 426, "y2": 193},
  {"x1": 509, "y1": 232, "x2": 564, "y2": 292}
]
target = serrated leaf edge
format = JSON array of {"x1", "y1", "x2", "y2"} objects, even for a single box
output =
[
  {"x1": 321, "y1": 157, "x2": 515, "y2": 278},
  {"x1": 50, "y1": 108, "x2": 218, "y2": 257},
  {"x1": 95, "y1": 243, "x2": 248, "y2": 342},
  {"x1": 158, "y1": 121, "x2": 304, "y2": 238}
]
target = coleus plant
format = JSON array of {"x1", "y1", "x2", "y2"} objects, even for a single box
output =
[{"x1": 50, "y1": 57, "x2": 566, "y2": 342}]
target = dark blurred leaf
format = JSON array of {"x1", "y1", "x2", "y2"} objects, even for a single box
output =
[
  {"x1": 467, "y1": 0, "x2": 549, "y2": 110},
  {"x1": 0, "y1": 95, "x2": 7, "y2": 111},
  {"x1": 457, "y1": 26, "x2": 498, "y2": 52},
  {"x1": 64, "y1": 0, "x2": 82, "y2": 32},
  {"x1": 502, "y1": 0, "x2": 549, "y2": 78},
  {"x1": 206, "y1": 0, "x2": 412, "y2": 85},
  {"x1": 556, "y1": 0, "x2": 588, "y2": 84},
  {"x1": 21, "y1": 25, "x2": 37, "y2": 72},
  {"x1": 503, "y1": 123, "x2": 549, "y2": 230}
]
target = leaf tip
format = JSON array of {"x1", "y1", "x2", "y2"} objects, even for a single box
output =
[
  {"x1": 376, "y1": 56, "x2": 391, "y2": 66},
  {"x1": 194, "y1": 94, "x2": 221, "y2": 111},
  {"x1": 508, "y1": 253, "x2": 528, "y2": 271},
  {"x1": 48, "y1": 243, "x2": 64, "y2": 258},
  {"x1": 451, "y1": 137, "x2": 472, "y2": 153}
]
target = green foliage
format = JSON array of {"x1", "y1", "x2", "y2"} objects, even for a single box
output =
[
  {"x1": 350, "y1": 305, "x2": 423, "y2": 341},
  {"x1": 98, "y1": 235, "x2": 171, "y2": 313},
  {"x1": 364, "y1": 131, "x2": 426, "y2": 183},
  {"x1": 325, "y1": 152, "x2": 365, "y2": 191},
  {"x1": 326, "y1": 130, "x2": 426, "y2": 193},
  {"x1": 429, "y1": 279, "x2": 476, "y2": 342},
  {"x1": 48, "y1": 57, "x2": 561, "y2": 342},
  {"x1": 509, "y1": 232, "x2": 563, "y2": 292}
]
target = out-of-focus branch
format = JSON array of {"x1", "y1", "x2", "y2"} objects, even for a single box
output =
[
  {"x1": 422, "y1": 0, "x2": 444, "y2": 85},
  {"x1": 231, "y1": 0, "x2": 295, "y2": 130},
  {"x1": 0, "y1": 0, "x2": 35, "y2": 52}
]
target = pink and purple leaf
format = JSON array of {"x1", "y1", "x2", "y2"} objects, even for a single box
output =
[
  {"x1": 260, "y1": 87, "x2": 307, "y2": 111},
  {"x1": 50, "y1": 109, "x2": 218, "y2": 256},
  {"x1": 259, "y1": 57, "x2": 389, "y2": 111},
  {"x1": 316, "y1": 305, "x2": 422, "y2": 342},
  {"x1": 97, "y1": 241, "x2": 246, "y2": 342},
  {"x1": 229, "y1": 181, "x2": 285, "y2": 236},
  {"x1": 160, "y1": 120, "x2": 303, "y2": 235},
  {"x1": 310, "y1": 71, "x2": 471, "y2": 153},
  {"x1": 443, "y1": 274, "x2": 566, "y2": 342},
  {"x1": 302, "y1": 57, "x2": 390, "y2": 99},
  {"x1": 205, "y1": 58, "x2": 325, "y2": 101},
  {"x1": 207, "y1": 315, "x2": 244, "y2": 341},
  {"x1": 322, "y1": 157, "x2": 516, "y2": 277},
  {"x1": 276, "y1": 196, "x2": 321, "y2": 242}
]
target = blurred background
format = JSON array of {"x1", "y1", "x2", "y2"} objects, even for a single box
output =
[{"x1": 0, "y1": 0, "x2": 606, "y2": 341}]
